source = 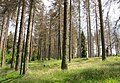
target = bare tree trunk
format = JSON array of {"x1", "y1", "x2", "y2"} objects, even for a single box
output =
[
  {"x1": 88, "y1": 0, "x2": 92, "y2": 57},
  {"x1": 11, "y1": 0, "x2": 21, "y2": 69},
  {"x1": 98, "y1": 0, "x2": 106, "y2": 60},
  {"x1": 86, "y1": 12, "x2": 89, "y2": 58},
  {"x1": 20, "y1": 31, "x2": 25, "y2": 75},
  {"x1": 0, "y1": 15, "x2": 6, "y2": 50},
  {"x1": 107, "y1": 13, "x2": 112, "y2": 55},
  {"x1": 37, "y1": 38, "x2": 41, "y2": 60},
  {"x1": 48, "y1": 18, "x2": 51, "y2": 60},
  {"x1": 95, "y1": 2, "x2": 100, "y2": 57},
  {"x1": 44, "y1": 34, "x2": 46, "y2": 60},
  {"x1": 69, "y1": 0, "x2": 72, "y2": 62},
  {"x1": 15, "y1": 0, "x2": 26, "y2": 71},
  {"x1": 71, "y1": 33, "x2": 74, "y2": 59},
  {"x1": 58, "y1": 0, "x2": 62, "y2": 60},
  {"x1": 77, "y1": 0, "x2": 81, "y2": 58},
  {"x1": 29, "y1": 9, "x2": 35, "y2": 62},
  {"x1": 23, "y1": 0, "x2": 33, "y2": 74},
  {"x1": 61, "y1": 0, "x2": 68, "y2": 70},
  {"x1": 71, "y1": 25, "x2": 74, "y2": 59},
  {"x1": 1, "y1": 14, "x2": 10, "y2": 67}
]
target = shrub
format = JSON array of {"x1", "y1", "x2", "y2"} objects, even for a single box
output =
[{"x1": 6, "y1": 52, "x2": 12, "y2": 64}]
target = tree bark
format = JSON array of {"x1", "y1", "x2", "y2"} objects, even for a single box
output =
[
  {"x1": 69, "y1": 0, "x2": 72, "y2": 62},
  {"x1": 37, "y1": 37, "x2": 42, "y2": 60},
  {"x1": 1, "y1": 14, "x2": 10, "y2": 67},
  {"x1": 107, "y1": 14, "x2": 112, "y2": 55},
  {"x1": 0, "y1": 15, "x2": 6, "y2": 50},
  {"x1": 29, "y1": 9, "x2": 35, "y2": 62},
  {"x1": 15, "y1": 0, "x2": 26, "y2": 70},
  {"x1": 95, "y1": 2, "x2": 100, "y2": 57},
  {"x1": 98, "y1": 0, "x2": 106, "y2": 60},
  {"x1": 88, "y1": 0, "x2": 92, "y2": 57},
  {"x1": 58, "y1": 0, "x2": 61, "y2": 60},
  {"x1": 61, "y1": 0, "x2": 68, "y2": 70},
  {"x1": 86, "y1": 13, "x2": 89, "y2": 58},
  {"x1": 20, "y1": 30, "x2": 25, "y2": 75},
  {"x1": 11, "y1": 0, "x2": 21, "y2": 69},
  {"x1": 48, "y1": 18, "x2": 51, "y2": 60},
  {"x1": 77, "y1": 0, "x2": 81, "y2": 58},
  {"x1": 23, "y1": 0, "x2": 33, "y2": 74}
]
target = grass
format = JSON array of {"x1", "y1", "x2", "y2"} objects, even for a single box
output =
[{"x1": 0, "y1": 56, "x2": 120, "y2": 83}]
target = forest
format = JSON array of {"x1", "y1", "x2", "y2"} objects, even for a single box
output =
[{"x1": 0, "y1": 0, "x2": 120, "y2": 83}]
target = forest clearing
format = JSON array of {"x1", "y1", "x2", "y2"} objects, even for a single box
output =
[
  {"x1": 0, "y1": 56, "x2": 120, "y2": 83},
  {"x1": 0, "y1": 0, "x2": 120, "y2": 83}
]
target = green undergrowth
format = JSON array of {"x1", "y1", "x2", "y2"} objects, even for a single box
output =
[{"x1": 0, "y1": 56, "x2": 120, "y2": 83}]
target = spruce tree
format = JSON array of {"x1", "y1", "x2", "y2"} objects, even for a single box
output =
[{"x1": 81, "y1": 31, "x2": 87, "y2": 58}]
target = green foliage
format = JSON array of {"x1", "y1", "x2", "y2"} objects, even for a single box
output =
[
  {"x1": 31, "y1": 50, "x2": 37, "y2": 61},
  {"x1": 6, "y1": 52, "x2": 12, "y2": 64},
  {"x1": 81, "y1": 31, "x2": 87, "y2": 58},
  {"x1": 0, "y1": 57, "x2": 120, "y2": 83},
  {"x1": 116, "y1": 54, "x2": 120, "y2": 57},
  {"x1": 7, "y1": 31, "x2": 13, "y2": 54},
  {"x1": 0, "y1": 67, "x2": 20, "y2": 83}
]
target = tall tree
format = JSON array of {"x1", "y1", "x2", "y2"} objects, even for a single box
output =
[
  {"x1": 1, "y1": 14, "x2": 10, "y2": 67},
  {"x1": 23, "y1": 0, "x2": 34, "y2": 74},
  {"x1": 20, "y1": 29, "x2": 25, "y2": 75},
  {"x1": 94, "y1": 1, "x2": 100, "y2": 57},
  {"x1": 81, "y1": 31, "x2": 87, "y2": 58},
  {"x1": 77, "y1": 0, "x2": 81, "y2": 58},
  {"x1": 61, "y1": 0, "x2": 68, "y2": 70},
  {"x1": 48, "y1": 16, "x2": 51, "y2": 60},
  {"x1": 98, "y1": 0, "x2": 106, "y2": 60},
  {"x1": 0, "y1": 15, "x2": 6, "y2": 50},
  {"x1": 11, "y1": 0, "x2": 21, "y2": 69},
  {"x1": 88, "y1": 0, "x2": 92, "y2": 57},
  {"x1": 15, "y1": 0, "x2": 26, "y2": 70},
  {"x1": 106, "y1": 13, "x2": 112, "y2": 55},
  {"x1": 69, "y1": 0, "x2": 72, "y2": 62},
  {"x1": 58, "y1": 0, "x2": 62, "y2": 60},
  {"x1": 29, "y1": 8, "x2": 35, "y2": 62}
]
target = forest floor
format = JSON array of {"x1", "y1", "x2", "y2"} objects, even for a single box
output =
[{"x1": 0, "y1": 56, "x2": 120, "y2": 83}]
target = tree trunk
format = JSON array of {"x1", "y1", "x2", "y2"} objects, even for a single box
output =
[
  {"x1": 107, "y1": 14, "x2": 112, "y2": 56},
  {"x1": 44, "y1": 34, "x2": 46, "y2": 60},
  {"x1": 1, "y1": 14, "x2": 10, "y2": 67},
  {"x1": 23, "y1": 0, "x2": 33, "y2": 74},
  {"x1": 95, "y1": 2, "x2": 100, "y2": 57},
  {"x1": 86, "y1": 12, "x2": 89, "y2": 58},
  {"x1": 48, "y1": 18, "x2": 51, "y2": 60},
  {"x1": 15, "y1": 0, "x2": 26, "y2": 71},
  {"x1": 88, "y1": 0, "x2": 92, "y2": 57},
  {"x1": 58, "y1": 0, "x2": 62, "y2": 60},
  {"x1": 61, "y1": 0, "x2": 68, "y2": 70},
  {"x1": 0, "y1": 15, "x2": 6, "y2": 50},
  {"x1": 20, "y1": 31, "x2": 25, "y2": 75},
  {"x1": 11, "y1": 0, "x2": 21, "y2": 69},
  {"x1": 29, "y1": 9, "x2": 35, "y2": 62},
  {"x1": 77, "y1": 0, "x2": 81, "y2": 58},
  {"x1": 98, "y1": 0, "x2": 106, "y2": 60},
  {"x1": 69, "y1": 0, "x2": 72, "y2": 62}
]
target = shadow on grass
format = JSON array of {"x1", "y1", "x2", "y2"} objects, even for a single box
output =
[
  {"x1": 63, "y1": 61, "x2": 120, "y2": 83},
  {"x1": 0, "y1": 75, "x2": 21, "y2": 83},
  {"x1": 0, "y1": 67, "x2": 21, "y2": 83}
]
